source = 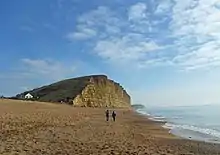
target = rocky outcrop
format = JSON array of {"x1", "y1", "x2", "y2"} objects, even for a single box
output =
[
  {"x1": 16, "y1": 75, "x2": 131, "y2": 108},
  {"x1": 72, "y1": 75, "x2": 130, "y2": 107}
]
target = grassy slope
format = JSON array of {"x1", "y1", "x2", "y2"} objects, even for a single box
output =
[{"x1": 16, "y1": 76, "x2": 94, "y2": 103}]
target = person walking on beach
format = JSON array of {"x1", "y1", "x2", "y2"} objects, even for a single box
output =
[
  {"x1": 105, "y1": 110, "x2": 109, "y2": 121},
  {"x1": 112, "y1": 111, "x2": 116, "y2": 122}
]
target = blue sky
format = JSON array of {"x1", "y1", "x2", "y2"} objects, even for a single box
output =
[{"x1": 1, "y1": 0, "x2": 220, "y2": 106}]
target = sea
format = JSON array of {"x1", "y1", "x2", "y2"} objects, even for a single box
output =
[{"x1": 135, "y1": 104, "x2": 220, "y2": 143}]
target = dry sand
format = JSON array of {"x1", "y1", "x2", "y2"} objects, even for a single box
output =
[{"x1": 0, "y1": 99, "x2": 220, "y2": 155}]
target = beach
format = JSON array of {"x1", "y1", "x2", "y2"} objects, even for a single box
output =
[{"x1": 0, "y1": 99, "x2": 220, "y2": 155}]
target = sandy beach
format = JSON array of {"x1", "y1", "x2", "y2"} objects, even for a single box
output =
[{"x1": 0, "y1": 99, "x2": 220, "y2": 155}]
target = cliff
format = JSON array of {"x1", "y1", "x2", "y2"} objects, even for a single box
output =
[{"x1": 16, "y1": 75, "x2": 131, "y2": 108}]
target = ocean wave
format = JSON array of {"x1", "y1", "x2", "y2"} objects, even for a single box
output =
[
  {"x1": 163, "y1": 123, "x2": 220, "y2": 139},
  {"x1": 135, "y1": 109, "x2": 151, "y2": 116},
  {"x1": 152, "y1": 116, "x2": 166, "y2": 119},
  {"x1": 148, "y1": 117, "x2": 166, "y2": 122},
  {"x1": 135, "y1": 109, "x2": 166, "y2": 122}
]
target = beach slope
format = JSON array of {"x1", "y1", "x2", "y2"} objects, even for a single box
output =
[{"x1": 0, "y1": 99, "x2": 220, "y2": 155}]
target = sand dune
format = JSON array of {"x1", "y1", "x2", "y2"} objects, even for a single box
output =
[{"x1": 0, "y1": 99, "x2": 220, "y2": 155}]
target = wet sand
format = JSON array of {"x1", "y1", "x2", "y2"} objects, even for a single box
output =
[{"x1": 0, "y1": 99, "x2": 220, "y2": 155}]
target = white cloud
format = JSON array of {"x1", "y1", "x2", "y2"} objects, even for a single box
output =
[
  {"x1": 21, "y1": 58, "x2": 76, "y2": 80},
  {"x1": 138, "y1": 58, "x2": 171, "y2": 69},
  {"x1": 170, "y1": 0, "x2": 220, "y2": 70},
  {"x1": 77, "y1": 6, "x2": 126, "y2": 32},
  {"x1": 70, "y1": 4, "x2": 167, "y2": 68},
  {"x1": 155, "y1": 0, "x2": 173, "y2": 14},
  {"x1": 67, "y1": 6, "x2": 123, "y2": 40},
  {"x1": 128, "y1": 3, "x2": 150, "y2": 33},
  {"x1": 173, "y1": 41, "x2": 220, "y2": 70},
  {"x1": 78, "y1": 6, "x2": 112, "y2": 24},
  {"x1": 66, "y1": 26, "x2": 97, "y2": 40},
  {"x1": 68, "y1": 1, "x2": 220, "y2": 71},
  {"x1": 94, "y1": 36, "x2": 161, "y2": 63},
  {"x1": 128, "y1": 3, "x2": 147, "y2": 21}
]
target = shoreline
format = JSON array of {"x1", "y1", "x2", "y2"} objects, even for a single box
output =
[
  {"x1": 1, "y1": 99, "x2": 220, "y2": 154},
  {"x1": 134, "y1": 108, "x2": 220, "y2": 145}
]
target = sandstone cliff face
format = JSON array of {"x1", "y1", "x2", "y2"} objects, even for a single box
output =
[{"x1": 72, "y1": 75, "x2": 130, "y2": 107}]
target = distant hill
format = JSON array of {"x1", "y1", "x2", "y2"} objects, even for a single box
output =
[
  {"x1": 132, "y1": 104, "x2": 146, "y2": 110},
  {"x1": 15, "y1": 75, "x2": 131, "y2": 108}
]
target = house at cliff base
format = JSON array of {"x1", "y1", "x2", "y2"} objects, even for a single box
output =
[{"x1": 25, "y1": 93, "x2": 33, "y2": 99}]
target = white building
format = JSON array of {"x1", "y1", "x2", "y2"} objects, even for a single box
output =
[{"x1": 25, "y1": 93, "x2": 33, "y2": 99}]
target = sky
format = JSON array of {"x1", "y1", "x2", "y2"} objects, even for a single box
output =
[{"x1": 0, "y1": 0, "x2": 220, "y2": 106}]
